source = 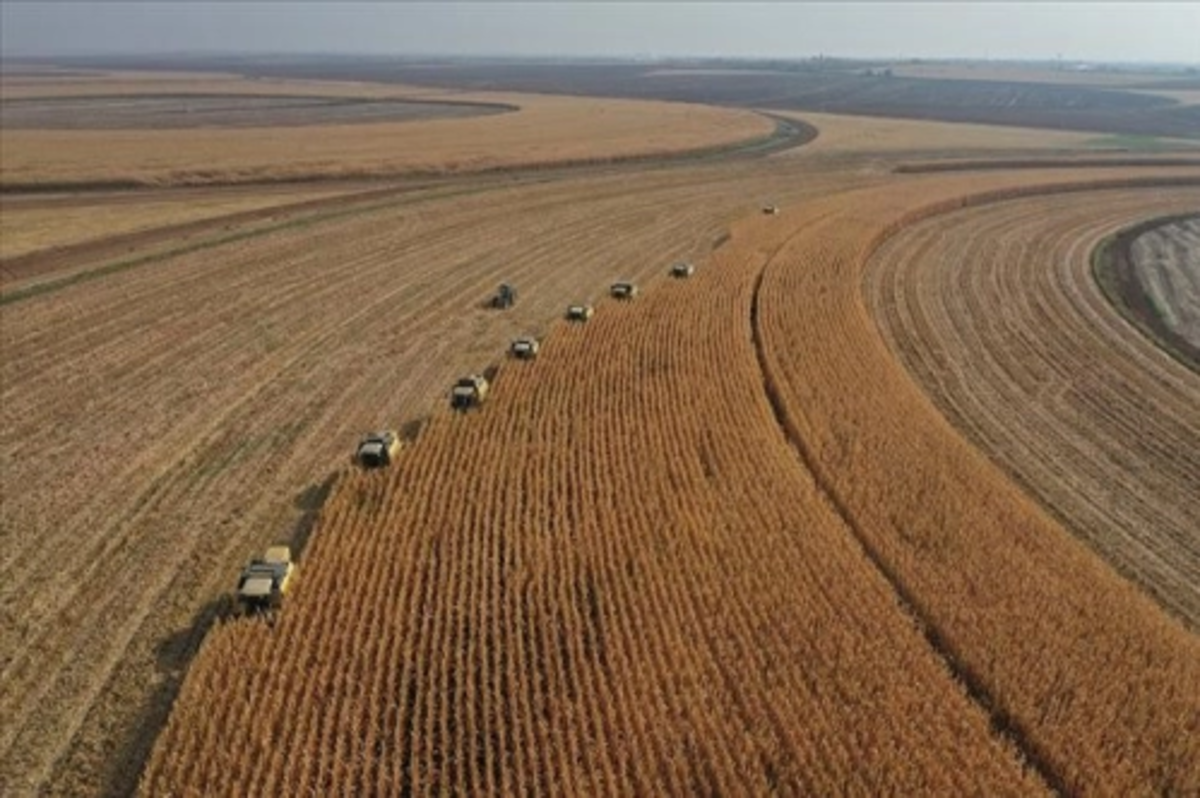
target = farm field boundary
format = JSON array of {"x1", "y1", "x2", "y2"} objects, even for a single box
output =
[
  {"x1": 2, "y1": 154, "x2": 888, "y2": 796},
  {"x1": 139, "y1": 201, "x2": 1047, "y2": 796},
  {"x1": 0, "y1": 112, "x2": 813, "y2": 195},
  {"x1": 866, "y1": 188, "x2": 1200, "y2": 625},
  {"x1": 0, "y1": 114, "x2": 813, "y2": 303},
  {"x1": 754, "y1": 170, "x2": 1200, "y2": 794},
  {"x1": 895, "y1": 155, "x2": 1200, "y2": 173},
  {"x1": 1092, "y1": 212, "x2": 1200, "y2": 371}
]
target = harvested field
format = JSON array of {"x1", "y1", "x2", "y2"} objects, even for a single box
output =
[
  {"x1": 751, "y1": 170, "x2": 1200, "y2": 794},
  {"x1": 0, "y1": 151, "x2": 879, "y2": 797},
  {"x1": 776, "y1": 111, "x2": 1096, "y2": 159},
  {"x1": 0, "y1": 94, "x2": 510, "y2": 130},
  {"x1": 867, "y1": 191, "x2": 1200, "y2": 628},
  {"x1": 228, "y1": 58, "x2": 1200, "y2": 139},
  {"x1": 0, "y1": 185, "x2": 358, "y2": 261},
  {"x1": 0, "y1": 73, "x2": 774, "y2": 188},
  {"x1": 140, "y1": 225, "x2": 1043, "y2": 795},
  {"x1": 2, "y1": 77, "x2": 1198, "y2": 796},
  {"x1": 143, "y1": 168, "x2": 1200, "y2": 796}
]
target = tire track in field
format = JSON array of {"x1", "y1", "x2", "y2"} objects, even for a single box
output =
[
  {"x1": 0, "y1": 158, "x2": 874, "y2": 794},
  {"x1": 745, "y1": 213, "x2": 1065, "y2": 791},
  {"x1": 752, "y1": 171, "x2": 1200, "y2": 794},
  {"x1": 866, "y1": 187, "x2": 1200, "y2": 627}
]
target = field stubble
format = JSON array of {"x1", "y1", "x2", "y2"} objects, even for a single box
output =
[
  {"x1": 140, "y1": 203, "x2": 1044, "y2": 795},
  {"x1": 867, "y1": 191, "x2": 1200, "y2": 627},
  {"x1": 142, "y1": 166, "x2": 1200, "y2": 796},
  {"x1": 0, "y1": 155, "x2": 871, "y2": 796},
  {"x1": 3, "y1": 97, "x2": 1196, "y2": 794},
  {"x1": 0, "y1": 75, "x2": 774, "y2": 188},
  {"x1": 754, "y1": 169, "x2": 1200, "y2": 793}
]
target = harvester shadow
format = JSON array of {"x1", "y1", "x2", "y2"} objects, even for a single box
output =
[
  {"x1": 288, "y1": 471, "x2": 339, "y2": 560},
  {"x1": 102, "y1": 593, "x2": 228, "y2": 797},
  {"x1": 106, "y1": 473, "x2": 341, "y2": 796},
  {"x1": 400, "y1": 415, "x2": 430, "y2": 444}
]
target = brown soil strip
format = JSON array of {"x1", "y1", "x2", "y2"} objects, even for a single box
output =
[{"x1": 896, "y1": 157, "x2": 1200, "y2": 173}]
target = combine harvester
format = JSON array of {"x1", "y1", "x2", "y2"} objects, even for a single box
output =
[
  {"x1": 234, "y1": 546, "x2": 295, "y2": 614},
  {"x1": 565, "y1": 304, "x2": 595, "y2": 322},
  {"x1": 490, "y1": 282, "x2": 517, "y2": 309},
  {"x1": 354, "y1": 430, "x2": 402, "y2": 469},
  {"x1": 509, "y1": 337, "x2": 541, "y2": 359},
  {"x1": 610, "y1": 281, "x2": 639, "y2": 300},
  {"x1": 451, "y1": 374, "x2": 490, "y2": 410}
]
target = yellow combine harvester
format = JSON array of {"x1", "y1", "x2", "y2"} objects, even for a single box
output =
[
  {"x1": 235, "y1": 546, "x2": 295, "y2": 613},
  {"x1": 355, "y1": 430, "x2": 402, "y2": 469}
]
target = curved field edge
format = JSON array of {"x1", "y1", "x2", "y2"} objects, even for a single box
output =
[
  {"x1": 895, "y1": 156, "x2": 1200, "y2": 173},
  {"x1": 1092, "y1": 212, "x2": 1200, "y2": 372},
  {"x1": 864, "y1": 189, "x2": 1200, "y2": 624},
  {"x1": 753, "y1": 170, "x2": 1200, "y2": 794},
  {"x1": 1, "y1": 160, "x2": 884, "y2": 797},
  {"x1": 863, "y1": 191, "x2": 1200, "y2": 630},
  {"x1": 139, "y1": 196, "x2": 1046, "y2": 795},
  {"x1": 0, "y1": 95, "x2": 789, "y2": 191},
  {"x1": 0, "y1": 92, "x2": 521, "y2": 127},
  {"x1": 138, "y1": 171, "x2": 1200, "y2": 796},
  {"x1": 0, "y1": 115, "x2": 813, "y2": 306}
]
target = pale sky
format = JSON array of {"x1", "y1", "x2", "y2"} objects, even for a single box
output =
[{"x1": 2, "y1": 2, "x2": 1197, "y2": 64}]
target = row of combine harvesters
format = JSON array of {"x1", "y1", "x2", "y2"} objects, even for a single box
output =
[
  {"x1": 235, "y1": 255, "x2": 713, "y2": 614},
  {"x1": 232, "y1": 196, "x2": 790, "y2": 615},
  {"x1": 352, "y1": 259, "x2": 699, "y2": 468}
]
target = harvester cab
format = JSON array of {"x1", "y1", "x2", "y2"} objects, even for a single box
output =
[
  {"x1": 510, "y1": 337, "x2": 541, "y2": 359},
  {"x1": 451, "y1": 374, "x2": 489, "y2": 410},
  {"x1": 610, "y1": 281, "x2": 638, "y2": 300},
  {"x1": 236, "y1": 546, "x2": 295, "y2": 613},
  {"x1": 491, "y1": 283, "x2": 517, "y2": 309},
  {"x1": 356, "y1": 430, "x2": 401, "y2": 469},
  {"x1": 566, "y1": 304, "x2": 595, "y2": 322}
]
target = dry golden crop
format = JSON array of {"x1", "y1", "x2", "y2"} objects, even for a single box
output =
[
  {"x1": 5, "y1": 84, "x2": 1196, "y2": 795},
  {"x1": 753, "y1": 169, "x2": 1200, "y2": 794},
  {"x1": 141, "y1": 166, "x2": 1200, "y2": 796},
  {"x1": 140, "y1": 227, "x2": 1042, "y2": 795},
  {"x1": 0, "y1": 152, "x2": 876, "y2": 796},
  {"x1": 866, "y1": 190, "x2": 1200, "y2": 626}
]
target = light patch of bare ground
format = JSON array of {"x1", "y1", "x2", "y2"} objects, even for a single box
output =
[{"x1": 1131, "y1": 217, "x2": 1200, "y2": 349}]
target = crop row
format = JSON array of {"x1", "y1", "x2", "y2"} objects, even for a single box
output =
[
  {"x1": 140, "y1": 208, "x2": 1040, "y2": 794},
  {"x1": 754, "y1": 169, "x2": 1200, "y2": 794}
]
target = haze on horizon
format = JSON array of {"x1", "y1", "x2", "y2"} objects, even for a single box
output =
[{"x1": 1, "y1": 1, "x2": 1198, "y2": 65}]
